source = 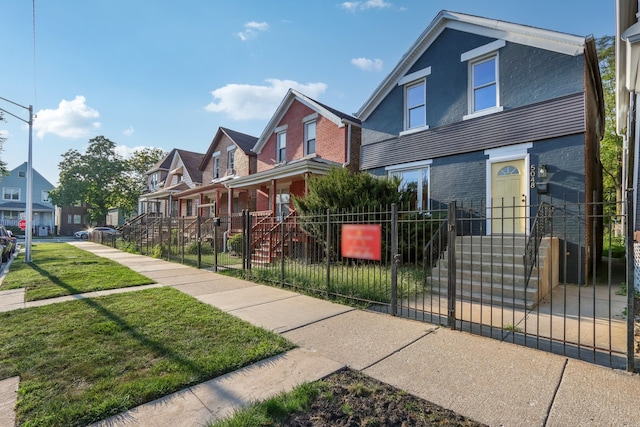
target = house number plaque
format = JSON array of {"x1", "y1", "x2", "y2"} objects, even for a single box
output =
[{"x1": 530, "y1": 165, "x2": 536, "y2": 189}]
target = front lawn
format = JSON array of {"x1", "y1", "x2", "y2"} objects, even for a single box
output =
[
  {"x1": 0, "y1": 287, "x2": 295, "y2": 426},
  {"x1": 0, "y1": 243, "x2": 155, "y2": 301}
]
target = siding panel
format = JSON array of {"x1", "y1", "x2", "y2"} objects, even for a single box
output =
[{"x1": 361, "y1": 93, "x2": 585, "y2": 170}]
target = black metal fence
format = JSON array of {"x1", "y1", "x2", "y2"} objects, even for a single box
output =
[{"x1": 104, "y1": 197, "x2": 633, "y2": 370}]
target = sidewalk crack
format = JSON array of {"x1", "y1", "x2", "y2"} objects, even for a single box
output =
[{"x1": 542, "y1": 357, "x2": 568, "y2": 426}]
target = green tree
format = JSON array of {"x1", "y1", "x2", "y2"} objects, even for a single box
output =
[
  {"x1": 597, "y1": 36, "x2": 623, "y2": 212},
  {"x1": 112, "y1": 147, "x2": 165, "y2": 216},
  {"x1": 49, "y1": 136, "x2": 125, "y2": 224},
  {"x1": 293, "y1": 167, "x2": 402, "y2": 214}
]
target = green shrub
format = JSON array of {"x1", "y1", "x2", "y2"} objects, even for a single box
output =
[
  {"x1": 228, "y1": 233, "x2": 243, "y2": 254},
  {"x1": 186, "y1": 241, "x2": 213, "y2": 255}
]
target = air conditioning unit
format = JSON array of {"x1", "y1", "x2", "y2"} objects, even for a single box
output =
[{"x1": 227, "y1": 168, "x2": 236, "y2": 175}]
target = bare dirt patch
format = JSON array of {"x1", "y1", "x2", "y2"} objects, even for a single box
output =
[{"x1": 282, "y1": 369, "x2": 486, "y2": 427}]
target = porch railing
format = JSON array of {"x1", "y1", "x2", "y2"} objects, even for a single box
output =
[{"x1": 523, "y1": 202, "x2": 553, "y2": 288}]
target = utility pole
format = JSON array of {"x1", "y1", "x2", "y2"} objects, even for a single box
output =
[{"x1": 0, "y1": 96, "x2": 34, "y2": 262}]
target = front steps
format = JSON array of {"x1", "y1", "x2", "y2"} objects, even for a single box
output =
[{"x1": 428, "y1": 235, "x2": 558, "y2": 310}]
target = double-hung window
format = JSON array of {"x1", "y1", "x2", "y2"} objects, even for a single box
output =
[
  {"x1": 212, "y1": 152, "x2": 220, "y2": 178},
  {"x1": 3, "y1": 188, "x2": 19, "y2": 201},
  {"x1": 227, "y1": 147, "x2": 235, "y2": 173},
  {"x1": 304, "y1": 120, "x2": 316, "y2": 156},
  {"x1": 276, "y1": 131, "x2": 286, "y2": 163},
  {"x1": 406, "y1": 81, "x2": 426, "y2": 130},
  {"x1": 462, "y1": 39, "x2": 505, "y2": 119},
  {"x1": 398, "y1": 66, "x2": 431, "y2": 134}
]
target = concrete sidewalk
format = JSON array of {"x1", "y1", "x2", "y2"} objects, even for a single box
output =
[{"x1": 2, "y1": 241, "x2": 640, "y2": 426}]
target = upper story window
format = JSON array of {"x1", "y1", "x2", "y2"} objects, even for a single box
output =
[
  {"x1": 471, "y1": 56, "x2": 497, "y2": 112},
  {"x1": 461, "y1": 40, "x2": 505, "y2": 120},
  {"x1": 398, "y1": 66, "x2": 431, "y2": 135},
  {"x1": 213, "y1": 156, "x2": 220, "y2": 178},
  {"x1": 406, "y1": 81, "x2": 426, "y2": 129},
  {"x1": 227, "y1": 148, "x2": 235, "y2": 172},
  {"x1": 18, "y1": 171, "x2": 25, "y2": 178},
  {"x1": 41, "y1": 191, "x2": 50, "y2": 203},
  {"x1": 150, "y1": 172, "x2": 159, "y2": 189},
  {"x1": 3, "y1": 188, "x2": 19, "y2": 201},
  {"x1": 304, "y1": 121, "x2": 316, "y2": 156},
  {"x1": 277, "y1": 131, "x2": 286, "y2": 163}
]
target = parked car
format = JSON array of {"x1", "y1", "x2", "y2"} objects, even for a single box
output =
[
  {"x1": 6, "y1": 230, "x2": 17, "y2": 254},
  {"x1": 0, "y1": 226, "x2": 12, "y2": 262},
  {"x1": 74, "y1": 226, "x2": 120, "y2": 240}
]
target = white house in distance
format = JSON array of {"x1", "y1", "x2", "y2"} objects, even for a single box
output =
[{"x1": 0, "y1": 162, "x2": 55, "y2": 236}]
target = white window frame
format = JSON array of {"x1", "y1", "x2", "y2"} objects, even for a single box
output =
[
  {"x1": 386, "y1": 159, "x2": 432, "y2": 210},
  {"x1": 304, "y1": 120, "x2": 316, "y2": 156},
  {"x1": 399, "y1": 67, "x2": 431, "y2": 136},
  {"x1": 41, "y1": 191, "x2": 50, "y2": 203},
  {"x1": 227, "y1": 149, "x2": 235, "y2": 172},
  {"x1": 3, "y1": 187, "x2": 20, "y2": 201},
  {"x1": 462, "y1": 40, "x2": 505, "y2": 120},
  {"x1": 276, "y1": 131, "x2": 287, "y2": 163},
  {"x1": 212, "y1": 152, "x2": 221, "y2": 178}
]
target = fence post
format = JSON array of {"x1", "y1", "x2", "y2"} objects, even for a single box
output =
[
  {"x1": 326, "y1": 209, "x2": 332, "y2": 298},
  {"x1": 167, "y1": 217, "x2": 172, "y2": 262},
  {"x1": 626, "y1": 188, "x2": 635, "y2": 372},
  {"x1": 280, "y1": 218, "x2": 286, "y2": 287},
  {"x1": 391, "y1": 204, "x2": 399, "y2": 316},
  {"x1": 247, "y1": 211, "x2": 253, "y2": 271},
  {"x1": 447, "y1": 201, "x2": 457, "y2": 329},
  {"x1": 213, "y1": 219, "x2": 218, "y2": 272},
  {"x1": 197, "y1": 215, "x2": 202, "y2": 269},
  {"x1": 181, "y1": 217, "x2": 185, "y2": 264}
]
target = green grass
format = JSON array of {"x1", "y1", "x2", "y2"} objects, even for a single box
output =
[
  {"x1": 0, "y1": 243, "x2": 155, "y2": 301},
  {"x1": 0, "y1": 287, "x2": 295, "y2": 426},
  {"x1": 222, "y1": 260, "x2": 427, "y2": 305},
  {"x1": 210, "y1": 381, "x2": 323, "y2": 427}
]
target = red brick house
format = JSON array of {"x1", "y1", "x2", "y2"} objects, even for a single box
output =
[{"x1": 227, "y1": 89, "x2": 361, "y2": 219}]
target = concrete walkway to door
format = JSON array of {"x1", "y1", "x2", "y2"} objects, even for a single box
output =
[{"x1": 1, "y1": 241, "x2": 640, "y2": 426}]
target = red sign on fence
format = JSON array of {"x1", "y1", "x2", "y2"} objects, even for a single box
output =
[
  {"x1": 18, "y1": 219, "x2": 26, "y2": 230},
  {"x1": 341, "y1": 224, "x2": 382, "y2": 261}
]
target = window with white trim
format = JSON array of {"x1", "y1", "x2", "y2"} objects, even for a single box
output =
[
  {"x1": 3, "y1": 188, "x2": 19, "y2": 201},
  {"x1": 304, "y1": 121, "x2": 316, "y2": 156},
  {"x1": 41, "y1": 191, "x2": 50, "y2": 203},
  {"x1": 276, "y1": 131, "x2": 286, "y2": 163},
  {"x1": 213, "y1": 155, "x2": 220, "y2": 178},
  {"x1": 405, "y1": 80, "x2": 426, "y2": 130},
  {"x1": 471, "y1": 55, "x2": 498, "y2": 113},
  {"x1": 389, "y1": 166, "x2": 430, "y2": 210},
  {"x1": 227, "y1": 147, "x2": 236, "y2": 172}
]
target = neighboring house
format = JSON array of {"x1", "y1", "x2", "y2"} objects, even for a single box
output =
[
  {"x1": 616, "y1": 0, "x2": 640, "y2": 290},
  {"x1": 175, "y1": 127, "x2": 258, "y2": 218},
  {"x1": 355, "y1": 10, "x2": 603, "y2": 284},
  {"x1": 138, "y1": 149, "x2": 205, "y2": 217},
  {"x1": 0, "y1": 162, "x2": 55, "y2": 236},
  {"x1": 227, "y1": 89, "x2": 361, "y2": 219},
  {"x1": 55, "y1": 202, "x2": 89, "y2": 236}
]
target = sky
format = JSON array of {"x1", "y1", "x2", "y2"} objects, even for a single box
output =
[{"x1": 0, "y1": 1, "x2": 616, "y2": 186}]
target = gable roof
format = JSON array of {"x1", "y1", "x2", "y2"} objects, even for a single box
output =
[
  {"x1": 199, "y1": 127, "x2": 258, "y2": 170},
  {"x1": 253, "y1": 88, "x2": 361, "y2": 154},
  {"x1": 356, "y1": 10, "x2": 589, "y2": 121},
  {"x1": 147, "y1": 149, "x2": 176, "y2": 174},
  {"x1": 169, "y1": 149, "x2": 205, "y2": 185}
]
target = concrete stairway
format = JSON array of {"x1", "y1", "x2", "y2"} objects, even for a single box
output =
[{"x1": 428, "y1": 235, "x2": 554, "y2": 310}]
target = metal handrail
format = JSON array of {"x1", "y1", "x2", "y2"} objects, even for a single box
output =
[
  {"x1": 523, "y1": 202, "x2": 553, "y2": 288},
  {"x1": 423, "y1": 217, "x2": 448, "y2": 267}
]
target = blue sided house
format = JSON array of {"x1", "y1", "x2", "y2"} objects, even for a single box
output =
[{"x1": 356, "y1": 11, "x2": 604, "y2": 285}]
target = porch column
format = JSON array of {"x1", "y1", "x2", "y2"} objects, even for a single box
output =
[
  {"x1": 215, "y1": 189, "x2": 220, "y2": 216},
  {"x1": 271, "y1": 179, "x2": 277, "y2": 214}
]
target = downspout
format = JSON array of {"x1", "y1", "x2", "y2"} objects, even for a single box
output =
[{"x1": 342, "y1": 119, "x2": 352, "y2": 167}]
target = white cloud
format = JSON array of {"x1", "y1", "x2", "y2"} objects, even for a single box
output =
[
  {"x1": 205, "y1": 79, "x2": 328, "y2": 121},
  {"x1": 340, "y1": 0, "x2": 392, "y2": 11},
  {"x1": 115, "y1": 145, "x2": 157, "y2": 159},
  {"x1": 236, "y1": 21, "x2": 269, "y2": 41},
  {"x1": 351, "y1": 57, "x2": 384, "y2": 71},
  {"x1": 0, "y1": 129, "x2": 10, "y2": 139},
  {"x1": 123, "y1": 125, "x2": 135, "y2": 136},
  {"x1": 33, "y1": 96, "x2": 101, "y2": 139}
]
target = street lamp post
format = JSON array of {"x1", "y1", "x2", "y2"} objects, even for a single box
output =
[{"x1": 0, "y1": 96, "x2": 34, "y2": 262}]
